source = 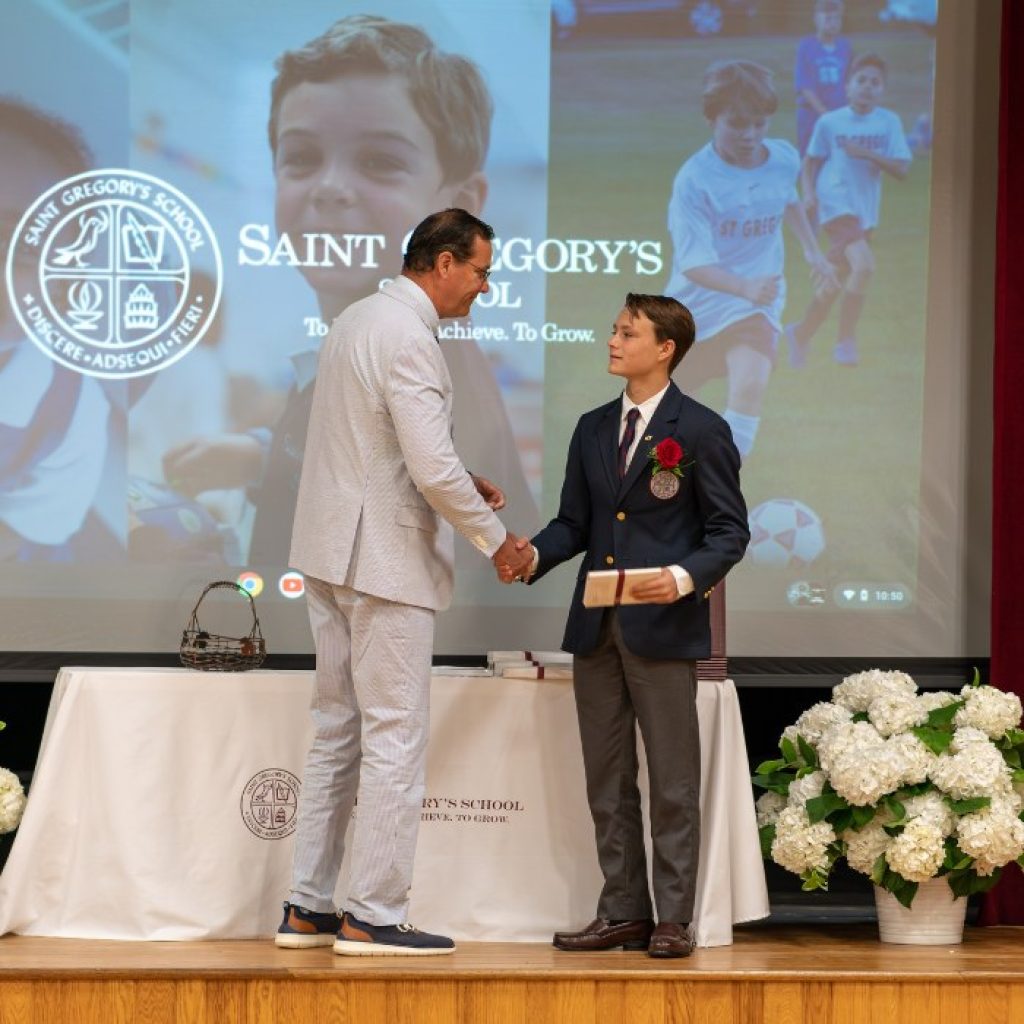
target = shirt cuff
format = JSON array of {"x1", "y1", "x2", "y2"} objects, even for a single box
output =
[{"x1": 668, "y1": 564, "x2": 694, "y2": 598}]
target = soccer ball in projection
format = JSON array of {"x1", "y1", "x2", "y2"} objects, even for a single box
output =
[{"x1": 747, "y1": 499, "x2": 825, "y2": 567}]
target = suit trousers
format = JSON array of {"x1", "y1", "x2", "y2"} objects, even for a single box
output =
[
  {"x1": 572, "y1": 609, "x2": 700, "y2": 924},
  {"x1": 289, "y1": 576, "x2": 434, "y2": 924}
]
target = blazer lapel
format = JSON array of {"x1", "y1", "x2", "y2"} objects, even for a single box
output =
[
  {"x1": 596, "y1": 402, "x2": 620, "y2": 496},
  {"x1": 617, "y1": 383, "x2": 683, "y2": 499}
]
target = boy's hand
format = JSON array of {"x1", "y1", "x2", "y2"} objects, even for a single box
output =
[
  {"x1": 163, "y1": 434, "x2": 264, "y2": 496},
  {"x1": 807, "y1": 253, "x2": 840, "y2": 296},
  {"x1": 741, "y1": 275, "x2": 782, "y2": 306},
  {"x1": 839, "y1": 139, "x2": 872, "y2": 161},
  {"x1": 629, "y1": 568, "x2": 680, "y2": 604}
]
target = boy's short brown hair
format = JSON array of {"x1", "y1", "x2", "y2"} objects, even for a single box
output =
[
  {"x1": 847, "y1": 53, "x2": 887, "y2": 83},
  {"x1": 701, "y1": 60, "x2": 777, "y2": 121},
  {"x1": 268, "y1": 14, "x2": 492, "y2": 185},
  {"x1": 624, "y1": 293, "x2": 695, "y2": 374}
]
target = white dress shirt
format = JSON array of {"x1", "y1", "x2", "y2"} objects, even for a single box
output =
[{"x1": 527, "y1": 383, "x2": 693, "y2": 598}]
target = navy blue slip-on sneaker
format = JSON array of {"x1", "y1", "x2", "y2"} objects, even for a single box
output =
[
  {"x1": 274, "y1": 901, "x2": 341, "y2": 948},
  {"x1": 333, "y1": 911, "x2": 455, "y2": 956}
]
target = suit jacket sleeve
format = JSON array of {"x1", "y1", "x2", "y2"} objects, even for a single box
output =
[
  {"x1": 679, "y1": 412, "x2": 749, "y2": 598},
  {"x1": 385, "y1": 334, "x2": 506, "y2": 558},
  {"x1": 528, "y1": 417, "x2": 591, "y2": 583}
]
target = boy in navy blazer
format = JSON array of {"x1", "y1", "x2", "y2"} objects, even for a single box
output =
[{"x1": 511, "y1": 293, "x2": 748, "y2": 957}]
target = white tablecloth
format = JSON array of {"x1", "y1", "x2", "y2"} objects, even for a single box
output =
[{"x1": 0, "y1": 667, "x2": 767, "y2": 945}]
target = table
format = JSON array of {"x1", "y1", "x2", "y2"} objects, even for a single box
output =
[{"x1": 0, "y1": 667, "x2": 768, "y2": 945}]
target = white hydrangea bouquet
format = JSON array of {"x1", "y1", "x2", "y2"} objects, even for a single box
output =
[
  {"x1": 753, "y1": 670, "x2": 1024, "y2": 908},
  {"x1": 0, "y1": 720, "x2": 28, "y2": 836}
]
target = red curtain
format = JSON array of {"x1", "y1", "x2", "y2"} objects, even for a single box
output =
[{"x1": 980, "y1": 0, "x2": 1024, "y2": 926}]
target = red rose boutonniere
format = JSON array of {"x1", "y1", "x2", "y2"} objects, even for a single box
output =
[{"x1": 646, "y1": 438, "x2": 693, "y2": 499}]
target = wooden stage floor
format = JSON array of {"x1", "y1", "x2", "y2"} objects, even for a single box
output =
[{"x1": 2, "y1": 923, "x2": 1023, "y2": 1023}]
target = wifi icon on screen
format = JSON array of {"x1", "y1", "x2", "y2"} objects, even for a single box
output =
[{"x1": 842, "y1": 589, "x2": 856, "y2": 601}]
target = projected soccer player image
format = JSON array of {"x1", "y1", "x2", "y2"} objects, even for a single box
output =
[
  {"x1": 664, "y1": 60, "x2": 836, "y2": 462},
  {"x1": 785, "y1": 53, "x2": 912, "y2": 370},
  {"x1": 157, "y1": 12, "x2": 540, "y2": 571},
  {"x1": 794, "y1": 0, "x2": 852, "y2": 157},
  {"x1": 0, "y1": 98, "x2": 123, "y2": 562},
  {"x1": 544, "y1": 5, "x2": 936, "y2": 645}
]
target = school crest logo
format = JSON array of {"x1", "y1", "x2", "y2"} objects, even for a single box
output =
[
  {"x1": 4, "y1": 169, "x2": 222, "y2": 379},
  {"x1": 240, "y1": 769, "x2": 301, "y2": 840}
]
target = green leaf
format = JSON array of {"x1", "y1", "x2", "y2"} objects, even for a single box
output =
[
  {"x1": 891, "y1": 877, "x2": 919, "y2": 909},
  {"x1": 875, "y1": 862, "x2": 920, "y2": 907},
  {"x1": 969, "y1": 666, "x2": 982, "y2": 688},
  {"x1": 942, "y1": 838, "x2": 972, "y2": 871},
  {"x1": 780, "y1": 737, "x2": 798, "y2": 765},
  {"x1": 850, "y1": 805, "x2": 878, "y2": 830},
  {"x1": 829, "y1": 810, "x2": 853, "y2": 833},
  {"x1": 925, "y1": 700, "x2": 965, "y2": 728},
  {"x1": 751, "y1": 772, "x2": 793, "y2": 795},
  {"x1": 1001, "y1": 748, "x2": 1022, "y2": 770},
  {"x1": 911, "y1": 726, "x2": 954, "y2": 755},
  {"x1": 758, "y1": 824, "x2": 776, "y2": 860},
  {"x1": 797, "y1": 735, "x2": 819, "y2": 768},
  {"x1": 882, "y1": 796, "x2": 907, "y2": 822},
  {"x1": 947, "y1": 866, "x2": 1002, "y2": 897},
  {"x1": 1014, "y1": 770, "x2": 1024, "y2": 787},
  {"x1": 852, "y1": 712, "x2": 870, "y2": 723},
  {"x1": 806, "y1": 789, "x2": 850, "y2": 824},
  {"x1": 755, "y1": 758, "x2": 786, "y2": 775},
  {"x1": 895, "y1": 781, "x2": 934, "y2": 800},
  {"x1": 946, "y1": 796, "x2": 991, "y2": 815},
  {"x1": 1018, "y1": 853, "x2": 1024, "y2": 869},
  {"x1": 870, "y1": 853, "x2": 888, "y2": 886},
  {"x1": 801, "y1": 868, "x2": 829, "y2": 892},
  {"x1": 998, "y1": 728, "x2": 1024, "y2": 748}
]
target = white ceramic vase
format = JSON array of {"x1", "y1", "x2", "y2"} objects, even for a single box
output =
[{"x1": 874, "y1": 876, "x2": 967, "y2": 944}]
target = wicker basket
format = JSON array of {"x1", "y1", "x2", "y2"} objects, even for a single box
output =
[{"x1": 179, "y1": 580, "x2": 267, "y2": 671}]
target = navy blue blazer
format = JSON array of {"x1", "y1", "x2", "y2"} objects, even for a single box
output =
[{"x1": 530, "y1": 381, "x2": 749, "y2": 660}]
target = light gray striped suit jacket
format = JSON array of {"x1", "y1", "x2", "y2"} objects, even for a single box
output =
[{"x1": 288, "y1": 275, "x2": 506, "y2": 611}]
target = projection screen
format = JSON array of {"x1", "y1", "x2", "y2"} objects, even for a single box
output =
[{"x1": 0, "y1": 0, "x2": 996, "y2": 660}]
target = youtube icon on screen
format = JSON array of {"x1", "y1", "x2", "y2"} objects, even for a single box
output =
[{"x1": 278, "y1": 572, "x2": 305, "y2": 599}]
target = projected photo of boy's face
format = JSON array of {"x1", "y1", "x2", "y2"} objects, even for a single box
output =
[
  {"x1": 273, "y1": 73, "x2": 476, "y2": 307},
  {"x1": 847, "y1": 65, "x2": 885, "y2": 113},
  {"x1": 710, "y1": 109, "x2": 770, "y2": 169}
]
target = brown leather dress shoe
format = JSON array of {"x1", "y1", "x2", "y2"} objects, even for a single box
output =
[
  {"x1": 648, "y1": 922, "x2": 695, "y2": 958},
  {"x1": 552, "y1": 917, "x2": 655, "y2": 951}
]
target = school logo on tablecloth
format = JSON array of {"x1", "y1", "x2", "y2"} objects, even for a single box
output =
[{"x1": 240, "y1": 769, "x2": 300, "y2": 840}]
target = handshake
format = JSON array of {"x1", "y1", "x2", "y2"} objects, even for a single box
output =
[
  {"x1": 471, "y1": 473, "x2": 534, "y2": 585},
  {"x1": 491, "y1": 533, "x2": 535, "y2": 585}
]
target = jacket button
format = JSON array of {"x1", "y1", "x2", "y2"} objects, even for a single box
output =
[
  {"x1": 605, "y1": 555, "x2": 614, "y2": 565},
  {"x1": 616, "y1": 512, "x2": 626, "y2": 521}
]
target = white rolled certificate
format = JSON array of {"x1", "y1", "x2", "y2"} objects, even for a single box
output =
[{"x1": 582, "y1": 568, "x2": 664, "y2": 607}]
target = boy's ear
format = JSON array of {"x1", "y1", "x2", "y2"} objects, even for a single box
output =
[{"x1": 448, "y1": 173, "x2": 488, "y2": 216}]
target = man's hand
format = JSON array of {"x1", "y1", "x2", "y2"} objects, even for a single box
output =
[
  {"x1": 492, "y1": 533, "x2": 534, "y2": 583},
  {"x1": 629, "y1": 568, "x2": 681, "y2": 604},
  {"x1": 471, "y1": 474, "x2": 506, "y2": 510}
]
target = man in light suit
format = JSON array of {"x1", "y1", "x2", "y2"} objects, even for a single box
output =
[
  {"x1": 277, "y1": 209, "x2": 532, "y2": 956},
  {"x1": 510, "y1": 294, "x2": 748, "y2": 958}
]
